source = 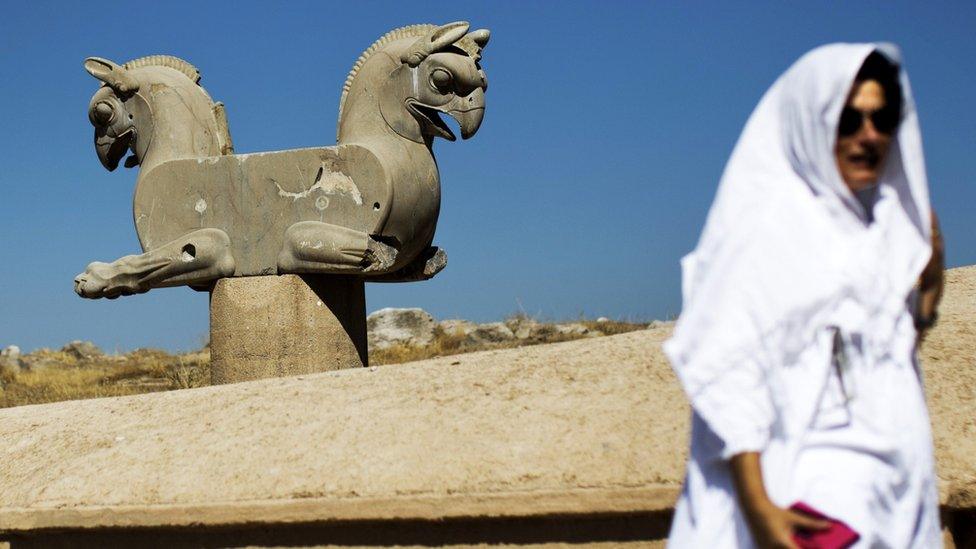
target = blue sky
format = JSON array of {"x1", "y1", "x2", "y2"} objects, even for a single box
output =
[{"x1": 1, "y1": 2, "x2": 974, "y2": 352}]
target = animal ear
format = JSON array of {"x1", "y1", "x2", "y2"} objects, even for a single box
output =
[
  {"x1": 402, "y1": 21, "x2": 470, "y2": 67},
  {"x1": 84, "y1": 57, "x2": 117, "y2": 80},
  {"x1": 84, "y1": 57, "x2": 140, "y2": 94},
  {"x1": 429, "y1": 21, "x2": 470, "y2": 50},
  {"x1": 466, "y1": 29, "x2": 490, "y2": 49}
]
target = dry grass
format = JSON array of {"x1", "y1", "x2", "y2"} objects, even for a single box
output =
[
  {"x1": 370, "y1": 326, "x2": 471, "y2": 365},
  {"x1": 1, "y1": 317, "x2": 649, "y2": 407},
  {"x1": 579, "y1": 318, "x2": 651, "y2": 336},
  {"x1": 0, "y1": 349, "x2": 210, "y2": 409}
]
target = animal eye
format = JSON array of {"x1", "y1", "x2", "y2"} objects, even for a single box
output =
[
  {"x1": 90, "y1": 101, "x2": 115, "y2": 125},
  {"x1": 430, "y1": 68, "x2": 454, "y2": 92}
]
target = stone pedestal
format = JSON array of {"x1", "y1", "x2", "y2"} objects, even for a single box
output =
[{"x1": 209, "y1": 275, "x2": 367, "y2": 384}]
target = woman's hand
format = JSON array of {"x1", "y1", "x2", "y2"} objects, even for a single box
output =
[
  {"x1": 730, "y1": 452, "x2": 830, "y2": 549},
  {"x1": 745, "y1": 500, "x2": 832, "y2": 549},
  {"x1": 917, "y1": 209, "x2": 944, "y2": 340}
]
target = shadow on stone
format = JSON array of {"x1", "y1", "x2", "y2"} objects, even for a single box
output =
[{"x1": 2, "y1": 511, "x2": 673, "y2": 548}]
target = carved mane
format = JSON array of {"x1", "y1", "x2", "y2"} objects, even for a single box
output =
[
  {"x1": 124, "y1": 55, "x2": 202, "y2": 84},
  {"x1": 338, "y1": 24, "x2": 433, "y2": 136},
  {"x1": 337, "y1": 24, "x2": 481, "y2": 140}
]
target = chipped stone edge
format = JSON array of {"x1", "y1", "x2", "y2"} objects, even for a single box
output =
[{"x1": 0, "y1": 486, "x2": 680, "y2": 533}]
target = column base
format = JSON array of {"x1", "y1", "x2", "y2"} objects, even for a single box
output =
[{"x1": 210, "y1": 275, "x2": 367, "y2": 384}]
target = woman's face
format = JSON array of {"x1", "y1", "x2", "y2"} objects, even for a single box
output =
[{"x1": 834, "y1": 79, "x2": 894, "y2": 192}]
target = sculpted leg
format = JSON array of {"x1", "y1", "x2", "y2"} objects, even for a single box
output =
[
  {"x1": 74, "y1": 228, "x2": 236, "y2": 299},
  {"x1": 370, "y1": 246, "x2": 447, "y2": 282},
  {"x1": 277, "y1": 221, "x2": 397, "y2": 274}
]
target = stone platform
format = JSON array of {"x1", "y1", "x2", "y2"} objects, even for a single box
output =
[
  {"x1": 0, "y1": 329, "x2": 683, "y2": 547},
  {"x1": 1, "y1": 267, "x2": 973, "y2": 547}
]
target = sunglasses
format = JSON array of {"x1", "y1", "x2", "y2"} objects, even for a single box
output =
[{"x1": 838, "y1": 106, "x2": 900, "y2": 137}]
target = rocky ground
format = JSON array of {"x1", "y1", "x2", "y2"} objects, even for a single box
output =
[
  {"x1": 366, "y1": 308, "x2": 656, "y2": 365},
  {"x1": 0, "y1": 313, "x2": 654, "y2": 409}
]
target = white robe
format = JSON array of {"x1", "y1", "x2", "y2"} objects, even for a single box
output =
[{"x1": 664, "y1": 43, "x2": 940, "y2": 548}]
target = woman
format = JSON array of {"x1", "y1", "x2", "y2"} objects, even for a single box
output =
[{"x1": 664, "y1": 44, "x2": 944, "y2": 547}]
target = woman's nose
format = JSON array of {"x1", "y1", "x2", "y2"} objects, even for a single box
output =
[{"x1": 860, "y1": 117, "x2": 882, "y2": 142}]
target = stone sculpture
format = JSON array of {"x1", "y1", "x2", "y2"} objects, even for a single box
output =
[{"x1": 74, "y1": 22, "x2": 489, "y2": 298}]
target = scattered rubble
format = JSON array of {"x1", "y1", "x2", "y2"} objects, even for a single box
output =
[
  {"x1": 438, "y1": 319, "x2": 478, "y2": 336},
  {"x1": 466, "y1": 322, "x2": 516, "y2": 344},
  {"x1": 61, "y1": 340, "x2": 103, "y2": 360},
  {"x1": 367, "y1": 308, "x2": 436, "y2": 350},
  {"x1": 1, "y1": 345, "x2": 23, "y2": 376}
]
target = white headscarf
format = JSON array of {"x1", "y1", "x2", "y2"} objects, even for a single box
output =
[{"x1": 664, "y1": 43, "x2": 932, "y2": 459}]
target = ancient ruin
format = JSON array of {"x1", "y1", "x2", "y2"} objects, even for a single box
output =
[{"x1": 72, "y1": 22, "x2": 489, "y2": 382}]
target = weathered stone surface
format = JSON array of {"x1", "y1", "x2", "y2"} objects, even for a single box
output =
[
  {"x1": 439, "y1": 319, "x2": 518, "y2": 345},
  {"x1": 74, "y1": 22, "x2": 490, "y2": 298},
  {"x1": 438, "y1": 319, "x2": 478, "y2": 336},
  {"x1": 60, "y1": 340, "x2": 102, "y2": 360},
  {"x1": 504, "y1": 319, "x2": 598, "y2": 342},
  {"x1": 507, "y1": 317, "x2": 540, "y2": 340},
  {"x1": 210, "y1": 275, "x2": 367, "y2": 384},
  {"x1": 0, "y1": 346, "x2": 23, "y2": 375},
  {"x1": 1, "y1": 345, "x2": 20, "y2": 360},
  {"x1": 367, "y1": 308, "x2": 436, "y2": 350},
  {"x1": 440, "y1": 319, "x2": 598, "y2": 346},
  {"x1": 466, "y1": 322, "x2": 515, "y2": 344},
  {"x1": 647, "y1": 320, "x2": 669, "y2": 330},
  {"x1": 0, "y1": 329, "x2": 684, "y2": 538},
  {"x1": 554, "y1": 322, "x2": 596, "y2": 337}
]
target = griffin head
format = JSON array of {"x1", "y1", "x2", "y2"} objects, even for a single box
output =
[
  {"x1": 380, "y1": 22, "x2": 490, "y2": 143},
  {"x1": 84, "y1": 57, "x2": 152, "y2": 171}
]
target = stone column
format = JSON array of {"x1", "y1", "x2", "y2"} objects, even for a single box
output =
[{"x1": 209, "y1": 274, "x2": 367, "y2": 384}]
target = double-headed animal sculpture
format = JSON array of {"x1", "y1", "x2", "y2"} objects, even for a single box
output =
[{"x1": 75, "y1": 22, "x2": 489, "y2": 298}]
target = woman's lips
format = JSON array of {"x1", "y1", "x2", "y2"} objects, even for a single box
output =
[{"x1": 847, "y1": 152, "x2": 879, "y2": 168}]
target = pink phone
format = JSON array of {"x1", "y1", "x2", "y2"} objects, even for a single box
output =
[{"x1": 789, "y1": 502, "x2": 860, "y2": 549}]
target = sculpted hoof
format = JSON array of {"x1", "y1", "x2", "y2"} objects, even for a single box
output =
[
  {"x1": 369, "y1": 246, "x2": 447, "y2": 283},
  {"x1": 363, "y1": 238, "x2": 398, "y2": 272},
  {"x1": 74, "y1": 261, "x2": 145, "y2": 299},
  {"x1": 276, "y1": 222, "x2": 400, "y2": 275},
  {"x1": 74, "y1": 229, "x2": 235, "y2": 299},
  {"x1": 421, "y1": 248, "x2": 447, "y2": 278}
]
